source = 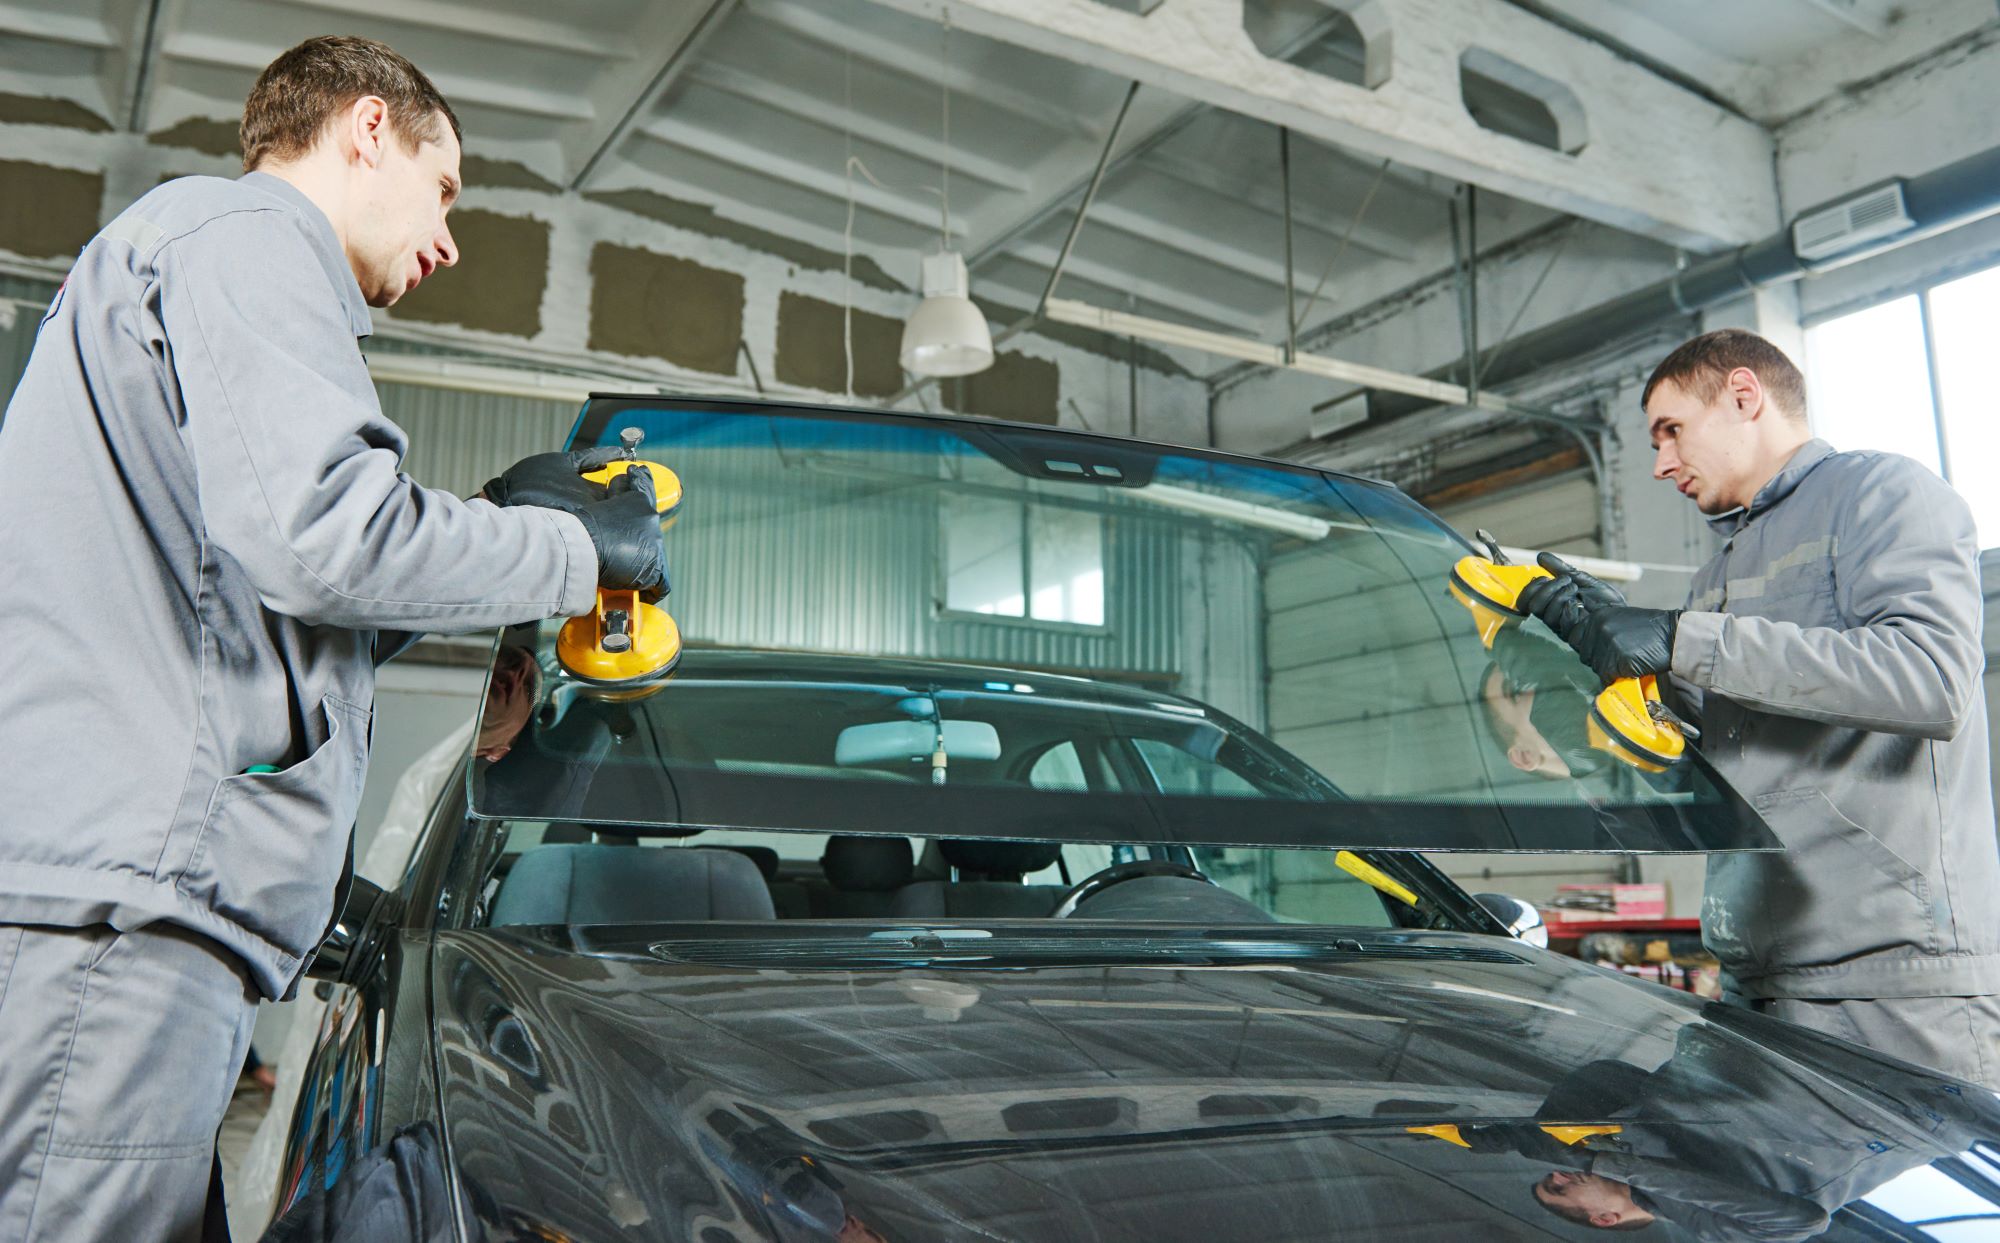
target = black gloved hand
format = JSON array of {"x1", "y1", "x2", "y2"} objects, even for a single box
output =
[
  {"x1": 1574, "y1": 605, "x2": 1681, "y2": 683},
  {"x1": 1516, "y1": 552, "x2": 1625, "y2": 643},
  {"x1": 482, "y1": 448, "x2": 624, "y2": 514},
  {"x1": 573, "y1": 470, "x2": 669, "y2": 600}
]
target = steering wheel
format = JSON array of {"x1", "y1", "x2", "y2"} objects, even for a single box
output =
[{"x1": 1051, "y1": 859, "x2": 1214, "y2": 919}]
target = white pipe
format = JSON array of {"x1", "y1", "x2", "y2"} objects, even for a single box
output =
[
  {"x1": 361, "y1": 354, "x2": 640, "y2": 404},
  {"x1": 1497, "y1": 545, "x2": 1644, "y2": 583},
  {"x1": 1042, "y1": 296, "x2": 1530, "y2": 414}
]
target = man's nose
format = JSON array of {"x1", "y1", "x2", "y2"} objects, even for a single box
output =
[
  {"x1": 435, "y1": 222, "x2": 459, "y2": 268},
  {"x1": 1653, "y1": 444, "x2": 1677, "y2": 481}
]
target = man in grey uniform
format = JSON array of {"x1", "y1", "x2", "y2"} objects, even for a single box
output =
[
  {"x1": 0, "y1": 37, "x2": 665, "y2": 1241},
  {"x1": 1522, "y1": 329, "x2": 2000, "y2": 1086}
]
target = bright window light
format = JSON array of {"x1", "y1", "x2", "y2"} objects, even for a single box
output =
[
  {"x1": 1804, "y1": 295, "x2": 1942, "y2": 475},
  {"x1": 944, "y1": 495, "x2": 1105, "y2": 626},
  {"x1": 1927, "y1": 264, "x2": 2000, "y2": 549}
]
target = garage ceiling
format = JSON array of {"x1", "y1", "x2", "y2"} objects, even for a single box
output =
[{"x1": 0, "y1": 0, "x2": 1990, "y2": 380}]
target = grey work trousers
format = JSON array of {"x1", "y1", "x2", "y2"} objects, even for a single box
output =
[
  {"x1": 0, "y1": 922, "x2": 257, "y2": 1243},
  {"x1": 1744, "y1": 992, "x2": 2000, "y2": 1091}
]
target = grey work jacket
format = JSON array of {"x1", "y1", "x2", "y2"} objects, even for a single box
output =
[
  {"x1": 0, "y1": 173, "x2": 597, "y2": 998},
  {"x1": 1672, "y1": 439, "x2": 1999, "y2": 1000}
]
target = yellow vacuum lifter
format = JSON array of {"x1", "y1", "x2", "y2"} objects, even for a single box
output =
[
  {"x1": 1447, "y1": 554, "x2": 1686, "y2": 773},
  {"x1": 556, "y1": 430, "x2": 685, "y2": 687}
]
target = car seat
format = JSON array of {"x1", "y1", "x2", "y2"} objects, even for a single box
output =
[
  {"x1": 814, "y1": 835, "x2": 916, "y2": 917},
  {"x1": 888, "y1": 839, "x2": 1066, "y2": 918},
  {"x1": 489, "y1": 844, "x2": 776, "y2": 926}
]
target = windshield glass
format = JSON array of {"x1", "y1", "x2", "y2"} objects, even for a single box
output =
[{"x1": 469, "y1": 399, "x2": 1775, "y2": 853}]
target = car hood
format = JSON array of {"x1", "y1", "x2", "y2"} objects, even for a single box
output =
[{"x1": 431, "y1": 923, "x2": 2000, "y2": 1242}]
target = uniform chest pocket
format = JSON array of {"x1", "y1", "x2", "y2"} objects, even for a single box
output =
[
  {"x1": 179, "y1": 694, "x2": 371, "y2": 962},
  {"x1": 1733, "y1": 559, "x2": 1836, "y2": 626}
]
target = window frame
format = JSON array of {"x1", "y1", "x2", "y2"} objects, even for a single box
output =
[
  {"x1": 1803, "y1": 255, "x2": 2000, "y2": 523},
  {"x1": 938, "y1": 492, "x2": 1111, "y2": 632}
]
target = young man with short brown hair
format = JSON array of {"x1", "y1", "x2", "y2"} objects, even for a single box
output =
[
  {"x1": 0, "y1": 36, "x2": 662, "y2": 1240},
  {"x1": 1522, "y1": 328, "x2": 2000, "y2": 1086}
]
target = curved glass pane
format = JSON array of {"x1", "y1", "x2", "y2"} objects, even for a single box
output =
[{"x1": 469, "y1": 399, "x2": 1775, "y2": 853}]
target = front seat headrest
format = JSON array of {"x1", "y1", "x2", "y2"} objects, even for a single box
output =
[
  {"x1": 490, "y1": 845, "x2": 775, "y2": 926},
  {"x1": 939, "y1": 838, "x2": 1062, "y2": 882},
  {"x1": 822, "y1": 835, "x2": 914, "y2": 892}
]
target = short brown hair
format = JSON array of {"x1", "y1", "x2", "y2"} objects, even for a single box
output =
[
  {"x1": 240, "y1": 36, "x2": 460, "y2": 172},
  {"x1": 1641, "y1": 329, "x2": 1807, "y2": 422}
]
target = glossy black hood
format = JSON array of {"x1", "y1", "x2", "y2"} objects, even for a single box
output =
[{"x1": 430, "y1": 923, "x2": 2000, "y2": 1242}]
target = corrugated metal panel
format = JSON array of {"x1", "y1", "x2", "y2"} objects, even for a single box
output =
[
  {"x1": 1433, "y1": 470, "x2": 1601, "y2": 555},
  {"x1": 374, "y1": 380, "x2": 576, "y2": 497},
  {"x1": 661, "y1": 434, "x2": 1184, "y2": 677}
]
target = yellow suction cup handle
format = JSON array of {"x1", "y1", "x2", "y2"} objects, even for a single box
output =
[
  {"x1": 1446, "y1": 556, "x2": 1554, "y2": 648},
  {"x1": 1406, "y1": 1124, "x2": 1471, "y2": 1147},
  {"x1": 1540, "y1": 1124, "x2": 1623, "y2": 1146},
  {"x1": 582, "y1": 459, "x2": 683, "y2": 516},
  {"x1": 556, "y1": 589, "x2": 683, "y2": 686},
  {"x1": 1588, "y1": 675, "x2": 1686, "y2": 772}
]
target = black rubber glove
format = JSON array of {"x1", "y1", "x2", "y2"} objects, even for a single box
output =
[
  {"x1": 1516, "y1": 552, "x2": 1624, "y2": 642},
  {"x1": 482, "y1": 447, "x2": 624, "y2": 514},
  {"x1": 1574, "y1": 605, "x2": 1681, "y2": 683},
  {"x1": 573, "y1": 470, "x2": 669, "y2": 599}
]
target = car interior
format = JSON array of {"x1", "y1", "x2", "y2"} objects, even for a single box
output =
[{"x1": 474, "y1": 824, "x2": 1397, "y2": 930}]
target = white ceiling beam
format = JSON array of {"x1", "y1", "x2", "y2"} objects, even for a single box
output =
[
  {"x1": 1008, "y1": 242, "x2": 1268, "y2": 334},
  {"x1": 1136, "y1": 146, "x2": 1416, "y2": 262},
  {"x1": 161, "y1": 32, "x2": 596, "y2": 122},
  {"x1": 1799, "y1": 0, "x2": 1899, "y2": 38},
  {"x1": 267, "y1": 0, "x2": 627, "y2": 59},
  {"x1": 681, "y1": 61, "x2": 1033, "y2": 192},
  {"x1": 564, "y1": 0, "x2": 740, "y2": 191},
  {"x1": 855, "y1": 0, "x2": 1780, "y2": 249},
  {"x1": 751, "y1": 0, "x2": 1088, "y2": 138},
  {"x1": 0, "y1": 4, "x2": 115, "y2": 48},
  {"x1": 633, "y1": 116, "x2": 969, "y2": 237}
]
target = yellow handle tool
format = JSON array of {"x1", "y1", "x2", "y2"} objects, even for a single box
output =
[
  {"x1": 1448, "y1": 554, "x2": 1686, "y2": 773},
  {"x1": 1406, "y1": 1123, "x2": 1623, "y2": 1147},
  {"x1": 556, "y1": 439, "x2": 686, "y2": 688}
]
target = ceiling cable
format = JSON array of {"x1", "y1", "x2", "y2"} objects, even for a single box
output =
[{"x1": 1293, "y1": 157, "x2": 1392, "y2": 329}]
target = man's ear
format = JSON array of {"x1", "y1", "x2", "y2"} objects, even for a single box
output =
[
  {"x1": 348, "y1": 95, "x2": 390, "y2": 169},
  {"x1": 1727, "y1": 366, "x2": 1765, "y2": 421},
  {"x1": 1591, "y1": 1210, "x2": 1623, "y2": 1228}
]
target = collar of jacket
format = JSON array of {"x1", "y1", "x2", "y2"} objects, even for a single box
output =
[
  {"x1": 235, "y1": 171, "x2": 375, "y2": 340},
  {"x1": 1703, "y1": 438, "x2": 1836, "y2": 537}
]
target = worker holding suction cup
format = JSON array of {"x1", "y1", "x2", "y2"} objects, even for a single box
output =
[
  {"x1": 484, "y1": 428, "x2": 682, "y2": 688},
  {"x1": 1519, "y1": 329, "x2": 2000, "y2": 1088},
  {"x1": 1448, "y1": 549, "x2": 1688, "y2": 774}
]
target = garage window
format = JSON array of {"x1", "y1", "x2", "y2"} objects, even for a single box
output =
[
  {"x1": 1805, "y1": 260, "x2": 2000, "y2": 549},
  {"x1": 943, "y1": 496, "x2": 1105, "y2": 625}
]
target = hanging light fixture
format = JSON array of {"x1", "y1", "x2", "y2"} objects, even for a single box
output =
[
  {"x1": 900, "y1": 15, "x2": 993, "y2": 378},
  {"x1": 901, "y1": 251, "x2": 992, "y2": 377}
]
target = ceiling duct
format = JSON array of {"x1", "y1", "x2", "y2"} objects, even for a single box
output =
[{"x1": 1791, "y1": 181, "x2": 1914, "y2": 263}]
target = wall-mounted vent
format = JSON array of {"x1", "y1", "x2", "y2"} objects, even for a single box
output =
[{"x1": 1792, "y1": 182, "x2": 1913, "y2": 263}]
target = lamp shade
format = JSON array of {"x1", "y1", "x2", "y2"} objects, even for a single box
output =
[{"x1": 900, "y1": 251, "x2": 993, "y2": 377}]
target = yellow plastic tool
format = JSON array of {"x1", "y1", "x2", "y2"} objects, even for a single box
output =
[
  {"x1": 1448, "y1": 554, "x2": 1686, "y2": 773},
  {"x1": 556, "y1": 443, "x2": 685, "y2": 688},
  {"x1": 1405, "y1": 1123, "x2": 1623, "y2": 1147},
  {"x1": 580, "y1": 458, "x2": 683, "y2": 512},
  {"x1": 1334, "y1": 850, "x2": 1419, "y2": 907}
]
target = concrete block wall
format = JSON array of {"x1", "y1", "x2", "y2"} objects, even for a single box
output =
[{"x1": 0, "y1": 100, "x2": 1212, "y2": 445}]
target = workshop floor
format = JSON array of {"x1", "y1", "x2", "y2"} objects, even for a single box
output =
[{"x1": 218, "y1": 1072, "x2": 272, "y2": 1201}]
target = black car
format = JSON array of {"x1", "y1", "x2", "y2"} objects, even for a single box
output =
[{"x1": 268, "y1": 397, "x2": 2000, "y2": 1242}]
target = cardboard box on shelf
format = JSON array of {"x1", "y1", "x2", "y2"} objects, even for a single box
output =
[{"x1": 1548, "y1": 882, "x2": 1667, "y2": 922}]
